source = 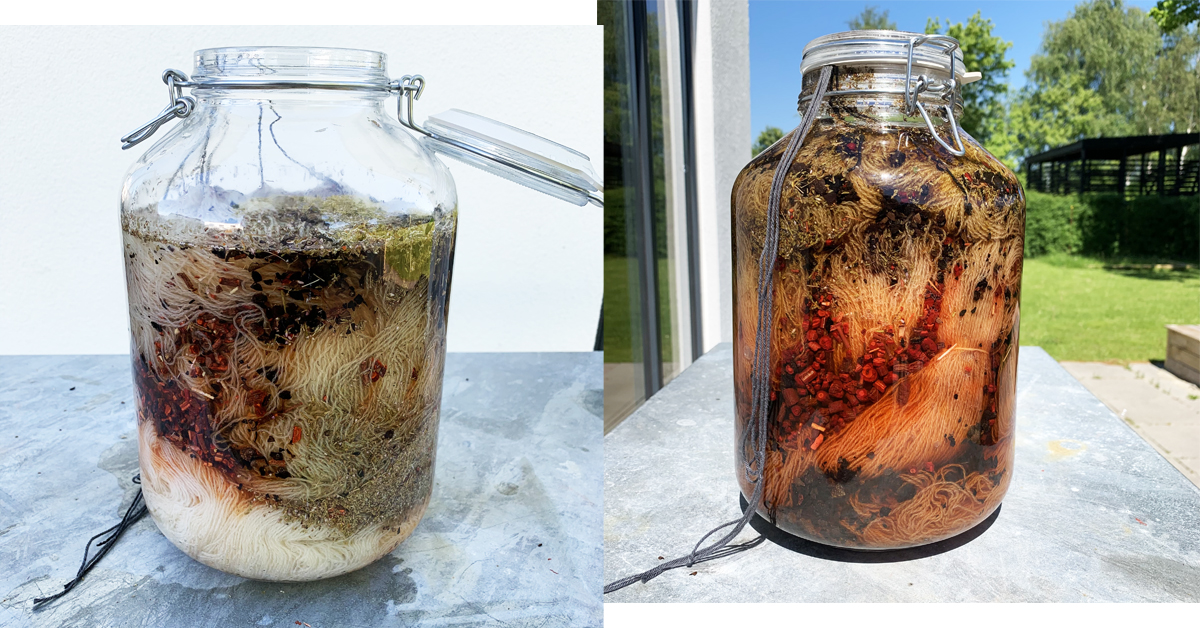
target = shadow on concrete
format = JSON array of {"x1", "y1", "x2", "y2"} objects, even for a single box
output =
[{"x1": 739, "y1": 494, "x2": 1001, "y2": 563}]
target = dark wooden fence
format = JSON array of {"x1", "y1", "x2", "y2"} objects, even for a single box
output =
[{"x1": 1025, "y1": 134, "x2": 1199, "y2": 197}]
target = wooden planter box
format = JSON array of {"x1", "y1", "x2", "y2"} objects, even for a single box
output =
[{"x1": 1165, "y1": 324, "x2": 1200, "y2": 386}]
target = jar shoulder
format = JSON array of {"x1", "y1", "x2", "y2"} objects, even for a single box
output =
[
  {"x1": 737, "y1": 122, "x2": 1020, "y2": 193},
  {"x1": 121, "y1": 102, "x2": 457, "y2": 226},
  {"x1": 734, "y1": 122, "x2": 1023, "y2": 217},
  {"x1": 732, "y1": 120, "x2": 1024, "y2": 259}
]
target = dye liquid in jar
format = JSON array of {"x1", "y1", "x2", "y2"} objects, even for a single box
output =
[
  {"x1": 731, "y1": 42, "x2": 1024, "y2": 550},
  {"x1": 123, "y1": 195, "x2": 455, "y2": 580}
]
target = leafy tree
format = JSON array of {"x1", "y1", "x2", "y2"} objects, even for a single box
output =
[
  {"x1": 998, "y1": 0, "x2": 1199, "y2": 167},
  {"x1": 600, "y1": 3, "x2": 669, "y2": 259},
  {"x1": 1150, "y1": 0, "x2": 1200, "y2": 30},
  {"x1": 1151, "y1": 15, "x2": 1200, "y2": 137},
  {"x1": 997, "y1": 74, "x2": 1112, "y2": 167},
  {"x1": 752, "y1": 126, "x2": 784, "y2": 157},
  {"x1": 925, "y1": 12, "x2": 1015, "y2": 147},
  {"x1": 848, "y1": 6, "x2": 897, "y2": 31},
  {"x1": 601, "y1": 0, "x2": 630, "y2": 257}
]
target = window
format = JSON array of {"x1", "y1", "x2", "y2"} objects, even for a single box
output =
[{"x1": 602, "y1": 0, "x2": 703, "y2": 432}]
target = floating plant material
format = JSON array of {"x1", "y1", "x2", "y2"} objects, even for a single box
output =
[
  {"x1": 121, "y1": 195, "x2": 456, "y2": 580},
  {"x1": 730, "y1": 65, "x2": 1024, "y2": 550}
]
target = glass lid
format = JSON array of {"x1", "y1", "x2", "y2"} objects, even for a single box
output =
[{"x1": 421, "y1": 109, "x2": 602, "y2": 207}]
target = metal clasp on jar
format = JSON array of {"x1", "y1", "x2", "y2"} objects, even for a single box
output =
[
  {"x1": 798, "y1": 35, "x2": 976, "y2": 157},
  {"x1": 121, "y1": 70, "x2": 196, "y2": 150},
  {"x1": 903, "y1": 35, "x2": 966, "y2": 157}
]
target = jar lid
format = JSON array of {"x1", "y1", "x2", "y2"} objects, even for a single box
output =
[
  {"x1": 800, "y1": 30, "x2": 965, "y2": 79},
  {"x1": 422, "y1": 109, "x2": 601, "y2": 207}
]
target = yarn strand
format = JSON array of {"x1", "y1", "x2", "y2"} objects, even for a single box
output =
[
  {"x1": 604, "y1": 65, "x2": 834, "y2": 595},
  {"x1": 33, "y1": 476, "x2": 148, "y2": 610}
]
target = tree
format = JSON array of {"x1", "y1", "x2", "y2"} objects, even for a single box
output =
[
  {"x1": 1150, "y1": 0, "x2": 1200, "y2": 30},
  {"x1": 999, "y1": 75, "x2": 1112, "y2": 165},
  {"x1": 848, "y1": 6, "x2": 897, "y2": 31},
  {"x1": 998, "y1": 0, "x2": 1199, "y2": 166},
  {"x1": 752, "y1": 126, "x2": 784, "y2": 157},
  {"x1": 600, "y1": 2, "x2": 669, "y2": 259},
  {"x1": 601, "y1": 0, "x2": 630, "y2": 257},
  {"x1": 925, "y1": 12, "x2": 1015, "y2": 147}
]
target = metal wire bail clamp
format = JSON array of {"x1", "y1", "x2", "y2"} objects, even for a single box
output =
[
  {"x1": 904, "y1": 34, "x2": 966, "y2": 157},
  {"x1": 393, "y1": 75, "x2": 428, "y2": 135},
  {"x1": 121, "y1": 70, "x2": 196, "y2": 150}
]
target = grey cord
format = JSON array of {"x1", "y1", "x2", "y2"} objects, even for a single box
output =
[{"x1": 604, "y1": 65, "x2": 834, "y2": 595}]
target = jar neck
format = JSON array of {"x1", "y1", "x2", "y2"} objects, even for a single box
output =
[
  {"x1": 799, "y1": 64, "x2": 962, "y2": 124},
  {"x1": 191, "y1": 89, "x2": 392, "y2": 122},
  {"x1": 195, "y1": 87, "x2": 388, "y2": 106}
]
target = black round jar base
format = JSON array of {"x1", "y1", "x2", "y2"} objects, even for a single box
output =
[{"x1": 739, "y1": 493, "x2": 1003, "y2": 562}]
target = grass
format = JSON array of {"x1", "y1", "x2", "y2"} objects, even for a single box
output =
[
  {"x1": 1019, "y1": 253, "x2": 1200, "y2": 362},
  {"x1": 604, "y1": 255, "x2": 637, "y2": 363},
  {"x1": 603, "y1": 255, "x2": 675, "y2": 364}
]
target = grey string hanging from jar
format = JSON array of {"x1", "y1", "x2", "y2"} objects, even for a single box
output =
[
  {"x1": 32, "y1": 475, "x2": 147, "y2": 610},
  {"x1": 604, "y1": 64, "x2": 834, "y2": 595}
]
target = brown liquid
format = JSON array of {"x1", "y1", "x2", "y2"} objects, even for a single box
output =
[{"x1": 731, "y1": 114, "x2": 1023, "y2": 549}]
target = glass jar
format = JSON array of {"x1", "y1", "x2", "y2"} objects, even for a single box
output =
[
  {"x1": 731, "y1": 32, "x2": 1024, "y2": 550},
  {"x1": 121, "y1": 47, "x2": 599, "y2": 581}
]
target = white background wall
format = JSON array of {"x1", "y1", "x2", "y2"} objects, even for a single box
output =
[
  {"x1": 694, "y1": 0, "x2": 751, "y2": 351},
  {"x1": 0, "y1": 25, "x2": 601, "y2": 355}
]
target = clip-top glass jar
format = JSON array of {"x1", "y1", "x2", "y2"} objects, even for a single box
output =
[
  {"x1": 120, "y1": 47, "x2": 600, "y2": 581},
  {"x1": 731, "y1": 32, "x2": 1024, "y2": 549}
]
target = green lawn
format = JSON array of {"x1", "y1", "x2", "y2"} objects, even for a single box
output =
[
  {"x1": 604, "y1": 255, "x2": 675, "y2": 364},
  {"x1": 1019, "y1": 254, "x2": 1199, "y2": 362},
  {"x1": 603, "y1": 255, "x2": 636, "y2": 363}
]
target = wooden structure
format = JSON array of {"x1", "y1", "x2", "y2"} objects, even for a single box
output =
[
  {"x1": 1026, "y1": 134, "x2": 1199, "y2": 197},
  {"x1": 1166, "y1": 324, "x2": 1200, "y2": 386}
]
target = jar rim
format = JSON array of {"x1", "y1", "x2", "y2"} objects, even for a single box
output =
[
  {"x1": 800, "y1": 30, "x2": 965, "y2": 79},
  {"x1": 191, "y1": 46, "x2": 391, "y2": 90}
]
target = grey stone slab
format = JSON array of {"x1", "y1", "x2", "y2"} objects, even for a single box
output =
[
  {"x1": 1061, "y1": 361, "x2": 1200, "y2": 486},
  {"x1": 0, "y1": 353, "x2": 602, "y2": 627},
  {"x1": 604, "y1": 344, "x2": 1200, "y2": 603}
]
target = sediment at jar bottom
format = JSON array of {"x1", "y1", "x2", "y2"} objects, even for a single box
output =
[
  {"x1": 731, "y1": 118, "x2": 1024, "y2": 549},
  {"x1": 138, "y1": 419, "x2": 428, "y2": 581},
  {"x1": 123, "y1": 223, "x2": 449, "y2": 580}
]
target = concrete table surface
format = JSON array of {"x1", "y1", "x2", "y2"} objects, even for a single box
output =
[
  {"x1": 604, "y1": 344, "x2": 1200, "y2": 603},
  {"x1": 0, "y1": 353, "x2": 602, "y2": 627}
]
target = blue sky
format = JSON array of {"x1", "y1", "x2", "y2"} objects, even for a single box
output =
[{"x1": 749, "y1": 0, "x2": 1160, "y2": 138}]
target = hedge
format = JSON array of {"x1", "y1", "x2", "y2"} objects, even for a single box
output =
[{"x1": 1023, "y1": 190, "x2": 1199, "y2": 261}]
